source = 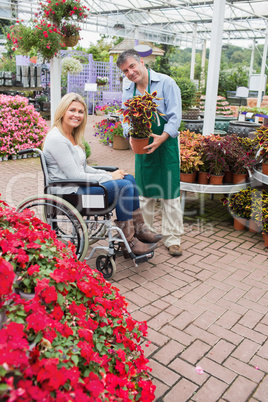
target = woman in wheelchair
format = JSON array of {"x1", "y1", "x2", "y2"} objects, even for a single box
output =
[{"x1": 43, "y1": 93, "x2": 162, "y2": 257}]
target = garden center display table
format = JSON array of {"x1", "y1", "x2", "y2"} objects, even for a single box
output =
[
  {"x1": 180, "y1": 180, "x2": 252, "y2": 215},
  {"x1": 0, "y1": 86, "x2": 42, "y2": 94},
  {"x1": 252, "y1": 165, "x2": 268, "y2": 186}
]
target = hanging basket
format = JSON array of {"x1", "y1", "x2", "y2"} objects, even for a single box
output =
[{"x1": 64, "y1": 35, "x2": 80, "y2": 47}]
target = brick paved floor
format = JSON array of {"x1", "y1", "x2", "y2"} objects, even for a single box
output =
[{"x1": 1, "y1": 116, "x2": 268, "y2": 401}]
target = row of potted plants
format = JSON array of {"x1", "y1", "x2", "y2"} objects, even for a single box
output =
[
  {"x1": 180, "y1": 130, "x2": 259, "y2": 185},
  {"x1": 0, "y1": 198, "x2": 155, "y2": 401},
  {"x1": 221, "y1": 187, "x2": 268, "y2": 247}
]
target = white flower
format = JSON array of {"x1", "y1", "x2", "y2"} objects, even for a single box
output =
[{"x1": 61, "y1": 57, "x2": 83, "y2": 77}]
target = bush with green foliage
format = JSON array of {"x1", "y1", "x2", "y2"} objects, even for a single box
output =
[{"x1": 174, "y1": 77, "x2": 197, "y2": 110}]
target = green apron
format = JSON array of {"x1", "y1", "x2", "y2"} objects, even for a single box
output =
[{"x1": 134, "y1": 72, "x2": 180, "y2": 199}]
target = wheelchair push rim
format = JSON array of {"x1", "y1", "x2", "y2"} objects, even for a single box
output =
[{"x1": 17, "y1": 194, "x2": 89, "y2": 261}]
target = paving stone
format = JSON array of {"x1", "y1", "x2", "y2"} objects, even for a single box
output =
[
  {"x1": 153, "y1": 339, "x2": 185, "y2": 366},
  {"x1": 2, "y1": 116, "x2": 268, "y2": 400},
  {"x1": 224, "y1": 357, "x2": 264, "y2": 383},
  {"x1": 207, "y1": 340, "x2": 236, "y2": 364},
  {"x1": 222, "y1": 376, "x2": 258, "y2": 402},
  {"x1": 191, "y1": 377, "x2": 229, "y2": 402},
  {"x1": 163, "y1": 378, "x2": 198, "y2": 402},
  {"x1": 180, "y1": 340, "x2": 211, "y2": 365}
]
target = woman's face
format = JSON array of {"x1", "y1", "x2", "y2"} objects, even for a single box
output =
[{"x1": 62, "y1": 101, "x2": 85, "y2": 131}]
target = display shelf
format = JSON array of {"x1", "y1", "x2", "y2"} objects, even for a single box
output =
[
  {"x1": 0, "y1": 86, "x2": 43, "y2": 92},
  {"x1": 252, "y1": 164, "x2": 268, "y2": 185},
  {"x1": 181, "y1": 179, "x2": 252, "y2": 214}
]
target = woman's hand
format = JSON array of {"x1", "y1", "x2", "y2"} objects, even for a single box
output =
[{"x1": 111, "y1": 169, "x2": 127, "y2": 180}]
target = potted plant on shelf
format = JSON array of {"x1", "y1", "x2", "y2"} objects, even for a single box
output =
[
  {"x1": 220, "y1": 187, "x2": 254, "y2": 230},
  {"x1": 180, "y1": 130, "x2": 203, "y2": 182},
  {"x1": 202, "y1": 137, "x2": 229, "y2": 184},
  {"x1": 256, "y1": 125, "x2": 268, "y2": 175},
  {"x1": 180, "y1": 148, "x2": 203, "y2": 182},
  {"x1": 119, "y1": 90, "x2": 163, "y2": 154}
]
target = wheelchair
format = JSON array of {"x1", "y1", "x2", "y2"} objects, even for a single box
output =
[{"x1": 16, "y1": 148, "x2": 155, "y2": 279}]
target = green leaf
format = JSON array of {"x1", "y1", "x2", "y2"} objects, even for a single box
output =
[
  {"x1": 57, "y1": 293, "x2": 64, "y2": 305},
  {"x1": 56, "y1": 283, "x2": 64, "y2": 291},
  {"x1": 71, "y1": 355, "x2": 79, "y2": 366},
  {"x1": 0, "y1": 384, "x2": 8, "y2": 391},
  {"x1": 34, "y1": 332, "x2": 43, "y2": 344}
]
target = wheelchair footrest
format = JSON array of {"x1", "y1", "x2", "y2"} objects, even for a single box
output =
[{"x1": 134, "y1": 251, "x2": 154, "y2": 265}]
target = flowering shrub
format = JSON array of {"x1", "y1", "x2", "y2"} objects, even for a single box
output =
[
  {"x1": 0, "y1": 198, "x2": 155, "y2": 401},
  {"x1": 61, "y1": 57, "x2": 83, "y2": 77},
  {"x1": 0, "y1": 95, "x2": 48, "y2": 158},
  {"x1": 95, "y1": 100, "x2": 121, "y2": 115},
  {"x1": 93, "y1": 119, "x2": 115, "y2": 145}
]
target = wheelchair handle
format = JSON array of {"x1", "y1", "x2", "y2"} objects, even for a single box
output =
[{"x1": 18, "y1": 148, "x2": 42, "y2": 155}]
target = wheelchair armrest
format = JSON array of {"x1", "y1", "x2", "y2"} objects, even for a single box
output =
[
  {"x1": 46, "y1": 179, "x2": 99, "y2": 188},
  {"x1": 45, "y1": 180, "x2": 108, "y2": 196},
  {"x1": 92, "y1": 166, "x2": 118, "y2": 172},
  {"x1": 18, "y1": 148, "x2": 38, "y2": 155}
]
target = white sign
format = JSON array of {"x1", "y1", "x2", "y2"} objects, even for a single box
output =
[
  {"x1": 82, "y1": 194, "x2": 105, "y2": 208},
  {"x1": 84, "y1": 83, "x2": 97, "y2": 92}
]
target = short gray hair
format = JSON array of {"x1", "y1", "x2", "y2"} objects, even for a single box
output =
[{"x1": 116, "y1": 49, "x2": 141, "y2": 68}]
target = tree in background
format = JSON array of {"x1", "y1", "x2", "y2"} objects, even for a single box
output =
[{"x1": 77, "y1": 35, "x2": 124, "y2": 61}]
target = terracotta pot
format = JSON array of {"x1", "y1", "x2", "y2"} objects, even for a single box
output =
[
  {"x1": 233, "y1": 173, "x2": 247, "y2": 184},
  {"x1": 262, "y1": 163, "x2": 268, "y2": 175},
  {"x1": 248, "y1": 219, "x2": 261, "y2": 233},
  {"x1": 209, "y1": 175, "x2": 224, "y2": 185},
  {"x1": 263, "y1": 233, "x2": 268, "y2": 247},
  {"x1": 130, "y1": 137, "x2": 150, "y2": 154},
  {"x1": 180, "y1": 171, "x2": 197, "y2": 183},
  {"x1": 198, "y1": 171, "x2": 209, "y2": 184},
  {"x1": 224, "y1": 171, "x2": 233, "y2": 183},
  {"x1": 233, "y1": 217, "x2": 246, "y2": 231},
  {"x1": 113, "y1": 135, "x2": 129, "y2": 150}
]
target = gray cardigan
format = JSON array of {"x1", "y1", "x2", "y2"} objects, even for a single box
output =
[{"x1": 43, "y1": 127, "x2": 113, "y2": 194}]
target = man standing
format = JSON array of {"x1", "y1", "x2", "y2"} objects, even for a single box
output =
[{"x1": 117, "y1": 49, "x2": 184, "y2": 256}]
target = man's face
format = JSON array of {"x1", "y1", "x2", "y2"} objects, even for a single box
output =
[{"x1": 119, "y1": 56, "x2": 146, "y2": 84}]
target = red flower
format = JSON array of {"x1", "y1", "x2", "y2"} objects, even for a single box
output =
[{"x1": 0, "y1": 257, "x2": 15, "y2": 297}]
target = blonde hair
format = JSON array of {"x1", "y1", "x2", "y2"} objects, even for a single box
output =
[{"x1": 52, "y1": 92, "x2": 88, "y2": 147}]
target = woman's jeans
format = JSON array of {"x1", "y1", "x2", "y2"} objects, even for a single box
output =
[{"x1": 76, "y1": 174, "x2": 140, "y2": 221}]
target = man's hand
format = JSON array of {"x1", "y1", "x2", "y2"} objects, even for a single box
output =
[
  {"x1": 143, "y1": 132, "x2": 169, "y2": 154},
  {"x1": 111, "y1": 169, "x2": 127, "y2": 180}
]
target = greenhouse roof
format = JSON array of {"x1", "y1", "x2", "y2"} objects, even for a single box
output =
[{"x1": 2, "y1": 0, "x2": 267, "y2": 48}]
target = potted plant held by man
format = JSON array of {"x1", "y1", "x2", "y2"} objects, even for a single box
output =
[{"x1": 119, "y1": 90, "x2": 163, "y2": 154}]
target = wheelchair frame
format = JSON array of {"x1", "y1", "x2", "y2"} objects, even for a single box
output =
[{"x1": 16, "y1": 148, "x2": 154, "y2": 279}]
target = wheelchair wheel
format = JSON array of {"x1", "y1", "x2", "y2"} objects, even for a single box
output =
[
  {"x1": 17, "y1": 194, "x2": 89, "y2": 261},
  {"x1": 96, "y1": 254, "x2": 116, "y2": 279}
]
